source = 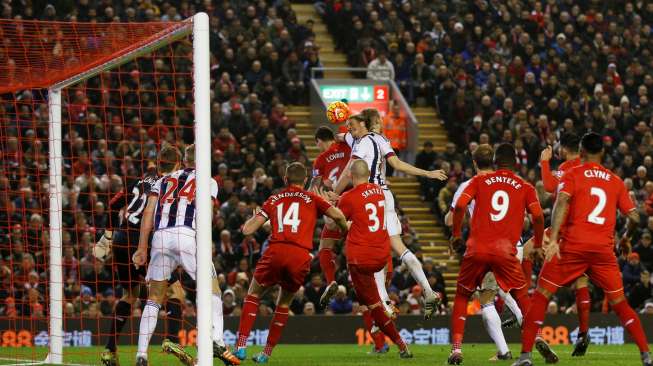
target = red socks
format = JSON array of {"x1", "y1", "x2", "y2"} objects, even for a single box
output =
[
  {"x1": 521, "y1": 259, "x2": 533, "y2": 288},
  {"x1": 612, "y1": 300, "x2": 650, "y2": 352},
  {"x1": 263, "y1": 306, "x2": 289, "y2": 356},
  {"x1": 370, "y1": 306, "x2": 406, "y2": 351},
  {"x1": 451, "y1": 293, "x2": 469, "y2": 351},
  {"x1": 575, "y1": 287, "x2": 591, "y2": 333},
  {"x1": 363, "y1": 309, "x2": 386, "y2": 350},
  {"x1": 237, "y1": 294, "x2": 260, "y2": 348},
  {"x1": 521, "y1": 291, "x2": 548, "y2": 353},
  {"x1": 318, "y1": 248, "x2": 336, "y2": 283}
]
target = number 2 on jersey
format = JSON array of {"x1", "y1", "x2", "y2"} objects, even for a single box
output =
[
  {"x1": 587, "y1": 187, "x2": 606, "y2": 224},
  {"x1": 490, "y1": 190, "x2": 509, "y2": 221},
  {"x1": 365, "y1": 200, "x2": 385, "y2": 232},
  {"x1": 277, "y1": 202, "x2": 301, "y2": 233}
]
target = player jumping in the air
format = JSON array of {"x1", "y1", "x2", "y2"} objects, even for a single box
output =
[
  {"x1": 97, "y1": 147, "x2": 188, "y2": 366},
  {"x1": 236, "y1": 162, "x2": 348, "y2": 364},
  {"x1": 310, "y1": 127, "x2": 351, "y2": 302},
  {"x1": 132, "y1": 145, "x2": 240, "y2": 366},
  {"x1": 444, "y1": 144, "x2": 524, "y2": 361},
  {"x1": 337, "y1": 160, "x2": 413, "y2": 359},
  {"x1": 333, "y1": 110, "x2": 448, "y2": 319},
  {"x1": 513, "y1": 133, "x2": 651, "y2": 366},
  {"x1": 311, "y1": 126, "x2": 392, "y2": 353},
  {"x1": 449, "y1": 143, "x2": 545, "y2": 365}
]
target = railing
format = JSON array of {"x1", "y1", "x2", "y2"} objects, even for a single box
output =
[{"x1": 310, "y1": 66, "x2": 393, "y2": 80}]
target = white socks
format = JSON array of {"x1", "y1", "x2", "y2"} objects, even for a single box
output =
[
  {"x1": 400, "y1": 250, "x2": 434, "y2": 296},
  {"x1": 481, "y1": 303, "x2": 510, "y2": 355},
  {"x1": 212, "y1": 294, "x2": 225, "y2": 347},
  {"x1": 137, "y1": 300, "x2": 161, "y2": 358},
  {"x1": 499, "y1": 289, "x2": 523, "y2": 326},
  {"x1": 373, "y1": 268, "x2": 394, "y2": 314}
]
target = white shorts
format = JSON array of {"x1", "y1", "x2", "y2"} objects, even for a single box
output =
[
  {"x1": 383, "y1": 189, "x2": 402, "y2": 237},
  {"x1": 146, "y1": 227, "x2": 215, "y2": 281}
]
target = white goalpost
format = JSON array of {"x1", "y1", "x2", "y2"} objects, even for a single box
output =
[{"x1": 42, "y1": 13, "x2": 213, "y2": 366}]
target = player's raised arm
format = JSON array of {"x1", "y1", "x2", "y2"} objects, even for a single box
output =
[{"x1": 540, "y1": 146, "x2": 558, "y2": 193}]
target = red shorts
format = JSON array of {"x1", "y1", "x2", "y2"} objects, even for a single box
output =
[
  {"x1": 254, "y1": 243, "x2": 311, "y2": 293},
  {"x1": 348, "y1": 261, "x2": 386, "y2": 306},
  {"x1": 320, "y1": 223, "x2": 343, "y2": 241},
  {"x1": 457, "y1": 251, "x2": 527, "y2": 295},
  {"x1": 538, "y1": 247, "x2": 623, "y2": 298}
]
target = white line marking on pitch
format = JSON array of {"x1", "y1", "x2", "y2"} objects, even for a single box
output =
[{"x1": 0, "y1": 357, "x2": 93, "y2": 366}]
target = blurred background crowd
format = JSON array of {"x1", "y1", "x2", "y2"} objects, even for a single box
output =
[{"x1": 1, "y1": 0, "x2": 653, "y2": 321}]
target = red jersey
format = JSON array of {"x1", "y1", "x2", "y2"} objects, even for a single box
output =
[
  {"x1": 457, "y1": 169, "x2": 542, "y2": 256},
  {"x1": 558, "y1": 162, "x2": 635, "y2": 251},
  {"x1": 259, "y1": 185, "x2": 332, "y2": 251},
  {"x1": 312, "y1": 141, "x2": 351, "y2": 185},
  {"x1": 338, "y1": 183, "x2": 390, "y2": 265},
  {"x1": 541, "y1": 157, "x2": 581, "y2": 195}
]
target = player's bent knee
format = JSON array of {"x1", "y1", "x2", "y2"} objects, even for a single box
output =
[
  {"x1": 536, "y1": 286, "x2": 554, "y2": 299},
  {"x1": 606, "y1": 291, "x2": 626, "y2": 305},
  {"x1": 277, "y1": 289, "x2": 296, "y2": 307},
  {"x1": 522, "y1": 239, "x2": 533, "y2": 258},
  {"x1": 147, "y1": 280, "x2": 168, "y2": 303},
  {"x1": 248, "y1": 278, "x2": 265, "y2": 296},
  {"x1": 167, "y1": 281, "x2": 187, "y2": 300},
  {"x1": 479, "y1": 289, "x2": 496, "y2": 305},
  {"x1": 367, "y1": 301, "x2": 383, "y2": 310},
  {"x1": 319, "y1": 240, "x2": 335, "y2": 250},
  {"x1": 575, "y1": 276, "x2": 589, "y2": 287}
]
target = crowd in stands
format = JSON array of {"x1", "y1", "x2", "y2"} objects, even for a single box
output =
[
  {"x1": 0, "y1": 0, "x2": 441, "y2": 320},
  {"x1": 322, "y1": 0, "x2": 653, "y2": 313}
]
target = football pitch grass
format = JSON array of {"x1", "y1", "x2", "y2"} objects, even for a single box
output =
[
  {"x1": 0, "y1": 344, "x2": 644, "y2": 366},
  {"x1": 0, "y1": 344, "x2": 641, "y2": 366}
]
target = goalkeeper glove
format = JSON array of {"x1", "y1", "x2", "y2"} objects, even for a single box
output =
[{"x1": 92, "y1": 230, "x2": 113, "y2": 261}]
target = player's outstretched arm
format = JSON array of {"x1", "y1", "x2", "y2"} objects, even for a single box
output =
[
  {"x1": 242, "y1": 208, "x2": 267, "y2": 236},
  {"x1": 325, "y1": 206, "x2": 348, "y2": 233},
  {"x1": 387, "y1": 155, "x2": 447, "y2": 180},
  {"x1": 133, "y1": 195, "x2": 157, "y2": 268}
]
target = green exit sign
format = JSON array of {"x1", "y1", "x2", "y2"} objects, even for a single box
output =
[{"x1": 321, "y1": 85, "x2": 374, "y2": 102}]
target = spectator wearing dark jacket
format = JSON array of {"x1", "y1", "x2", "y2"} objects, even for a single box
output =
[
  {"x1": 623, "y1": 253, "x2": 646, "y2": 294},
  {"x1": 635, "y1": 231, "x2": 653, "y2": 272},
  {"x1": 628, "y1": 271, "x2": 652, "y2": 310}
]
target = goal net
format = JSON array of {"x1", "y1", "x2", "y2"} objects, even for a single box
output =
[{"x1": 0, "y1": 14, "x2": 214, "y2": 365}]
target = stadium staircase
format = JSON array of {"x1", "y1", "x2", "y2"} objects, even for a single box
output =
[{"x1": 290, "y1": 3, "x2": 458, "y2": 303}]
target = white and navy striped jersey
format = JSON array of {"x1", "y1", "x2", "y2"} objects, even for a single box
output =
[
  {"x1": 151, "y1": 168, "x2": 218, "y2": 231},
  {"x1": 344, "y1": 132, "x2": 355, "y2": 148},
  {"x1": 109, "y1": 174, "x2": 159, "y2": 228},
  {"x1": 351, "y1": 132, "x2": 395, "y2": 189},
  {"x1": 450, "y1": 179, "x2": 475, "y2": 217}
]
